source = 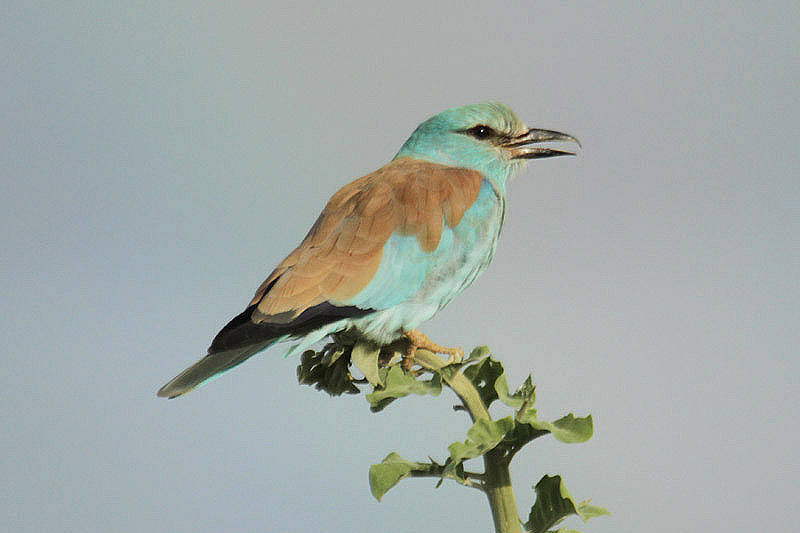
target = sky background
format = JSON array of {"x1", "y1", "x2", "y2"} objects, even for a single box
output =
[{"x1": 3, "y1": 2, "x2": 798, "y2": 532}]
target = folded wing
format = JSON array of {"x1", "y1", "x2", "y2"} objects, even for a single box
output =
[{"x1": 158, "y1": 157, "x2": 482, "y2": 397}]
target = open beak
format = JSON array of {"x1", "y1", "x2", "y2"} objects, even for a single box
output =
[{"x1": 506, "y1": 128, "x2": 581, "y2": 159}]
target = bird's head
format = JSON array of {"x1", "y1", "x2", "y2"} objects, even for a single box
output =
[{"x1": 395, "y1": 102, "x2": 579, "y2": 191}]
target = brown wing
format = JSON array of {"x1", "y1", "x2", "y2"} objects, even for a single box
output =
[
  {"x1": 157, "y1": 158, "x2": 483, "y2": 398},
  {"x1": 210, "y1": 156, "x2": 483, "y2": 352}
]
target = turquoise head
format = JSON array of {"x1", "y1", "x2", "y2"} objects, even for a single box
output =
[{"x1": 395, "y1": 102, "x2": 579, "y2": 192}]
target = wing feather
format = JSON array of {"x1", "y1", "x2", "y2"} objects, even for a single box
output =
[
  {"x1": 233, "y1": 157, "x2": 483, "y2": 339},
  {"x1": 158, "y1": 157, "x2": 484, "y2": 397}
]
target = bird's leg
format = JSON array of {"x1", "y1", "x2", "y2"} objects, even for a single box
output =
[{"x1": 403, "y1": 329, "x2": 464, "y2": 370}]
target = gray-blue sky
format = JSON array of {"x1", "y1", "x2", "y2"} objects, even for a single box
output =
[{"x1": 3, "y1": 2, "x2": 798, "y2": 532}]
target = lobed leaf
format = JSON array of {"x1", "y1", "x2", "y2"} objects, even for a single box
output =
[
  {"x1": 369, "y1": 453, "x2": 428, "y2": 501},
  {"x1": 462, "y1": 355, "x2": 505, "y2": 407},
  {"x1": 350, "y1": 341, "x2": 383, "y2": 387},
  {"x1": 296, "y1": 347, "x2": 360, "y2": 396},
  {"x1": 464, "y1": 345, "x2": 491, "y2": 363},
  {"x1": 365, "y1": 366, "x2": 442, "y2": 412},
  {"x1": 524, "y1": 475, "x2": 609, "y2": 533},
  {"x1": 517, "y1": 412, "x2": 593, "y2": 444},
  {"x1": 496, "y1": 372, "x2": 536, "y2": 411},
  {"x1": 575, "y1": 502, "x2": 611, "y2": 521},
  {"x1": 444, "y1": 417, "x2": 515, "y2": 475},
  {"x1": 502, "y1": 421, "x2": 551, "y2": 452}
]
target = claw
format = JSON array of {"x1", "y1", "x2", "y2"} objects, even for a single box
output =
[
  {"x1": 445, "y1": 348, "x2": 464, "y2": 365},
  {"x1": 402, "y1": 344, "x2": 418, "y2": 371},
  {"x1": 403, "y1": 329, "x2": 463, "y2": 370}
]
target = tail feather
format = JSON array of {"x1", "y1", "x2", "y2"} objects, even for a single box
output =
[
  {"x1": 157, "y1": 342, "x2": 271, "y2": 399},
  {"x1": 158, "y1": 300, "x2": 373, "y2": 399}
]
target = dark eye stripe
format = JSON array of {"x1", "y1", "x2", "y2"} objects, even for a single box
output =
[
  {"x1": 464, "y1": 124, "x2": 495, "y2": 140},
  {"x1": 460, "y1": 125, "x2": 515, "y2": 146}
]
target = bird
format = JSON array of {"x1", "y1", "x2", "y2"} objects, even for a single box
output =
[{"x1": 158, "y1": 102, "x2": 578, "y2": 398}]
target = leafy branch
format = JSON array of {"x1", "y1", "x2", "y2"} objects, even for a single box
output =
[{"x1": 298, "y1": 342, "x2": 609, "y2": 533}]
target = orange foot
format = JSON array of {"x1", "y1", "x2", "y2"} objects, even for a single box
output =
[{"x1": 403, "y1": 329, "x2": 464, "y2": 371}]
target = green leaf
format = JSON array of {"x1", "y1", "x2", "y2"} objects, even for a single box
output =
[
  {"x1": 365, "y1": 366, "x2": 442, "y2": 412},
  {"x1": 444, "y1": 417, "x2": 515, "y2": 475},
  {"x1": 369, "y1": 453, "x2": 483, "y2": 500},
  {"x1": 350, "y1": 341, "x2": 382, "y2": 386},
  {"x1": 438, "y1": 345, "x2": 491, "y2": 382},
  {"x1": 463, "y1": 356, "x2": 505, "y2": 407},
  {"x1": 525, "y1": 475, "x2": 609, "y2": 533},
  {"x1": 464, "y1": 345, "x2": 491, "y2": 363},
  {"x1": 296, "y1": 346, "x2": 360, "y2": 396},
  {"x1": 502, "y1": 421, "x2": 551, "y2": 452},
  {"x1": 369, "y1": 453, "x2": 427, "y2": 501},
  {"x1": 575, "y1": 502, "x2": 611, "y2": 521},
  {"x1": 517, "y1": 412, "x2": 594, "y2": 444},
  {"x1": 496, "y1": 373, "x2": 536, "y2": 411}
]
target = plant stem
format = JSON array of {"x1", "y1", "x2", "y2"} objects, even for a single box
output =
[
  {"x1": 412, "y1": 350, "x2": 489, "y2": 422},
  {"x1": 413, "y1": 349, "x2": 523, "y2": 533},
  {"x1": 484, "y1": 449, "x2": 523, "y2": 533},
  {"x1": 406, "y1": 468, "x2": 486, "y2": 492}
]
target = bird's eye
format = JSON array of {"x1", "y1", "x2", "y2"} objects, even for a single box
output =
[{"x1": 465, "y1": 125, "x2": 494, "y2": 140}]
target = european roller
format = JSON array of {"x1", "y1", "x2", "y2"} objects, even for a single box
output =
[{"x1": 158, "y1": 102, "x2": 578, "y2": 398}]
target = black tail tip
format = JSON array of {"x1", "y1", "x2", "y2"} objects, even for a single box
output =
[{"x1": 156, "y1": 385, "x2": 183, "y2": 399}]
